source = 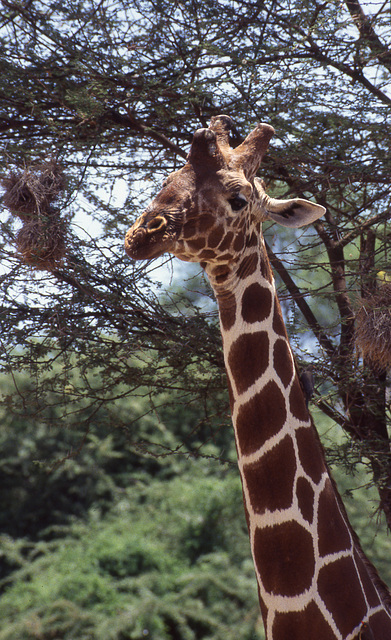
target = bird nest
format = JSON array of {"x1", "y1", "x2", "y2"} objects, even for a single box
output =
[
  {"x1": 16, "y1": 218, "x2": 67, "y2": 271},
  {"x1": 1, "y1": 160, "x2": 69, "y2": 270},
  {"x1": 1, "y1": 162, "x2": 65, "y2": 220},
  {"x1": 355, "y1": 285, "x2": 391, "y2": 370}
]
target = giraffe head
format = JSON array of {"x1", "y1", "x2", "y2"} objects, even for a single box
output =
[{"x1": 125, "y1": 116, "x2": 325, "y2": 273}]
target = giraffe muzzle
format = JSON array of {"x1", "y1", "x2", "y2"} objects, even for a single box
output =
[{"x1": 125, "y1": 213, "x2": 172, "y2": 260}]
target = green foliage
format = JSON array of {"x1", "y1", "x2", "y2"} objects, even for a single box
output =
[
  {"x1": 340, "y1": 468, "x2": 391, "y2": 588},
  {"x1": 0, "y1": 375, "x2": 390, "y2": 639},
  {"x1": 0, "y1": 459, "x2": 263, "y2": 640},
  {"x1": 0, "y1": 363, "x2": 253, "y2": 638},
  {"x1": 0, "y1": 361, "x2": 234, "y2": 543}
]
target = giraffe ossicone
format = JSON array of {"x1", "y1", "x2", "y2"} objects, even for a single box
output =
[{"x1": 125, "y1": 116, "x2": 391, "y2": 639}]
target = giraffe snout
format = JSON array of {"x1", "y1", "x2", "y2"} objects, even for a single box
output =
[{"x1": 125, "y1": 213, "x2": 173, "y2": 260}]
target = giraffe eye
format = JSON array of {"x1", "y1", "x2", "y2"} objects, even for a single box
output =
[{"x1": 228, "y1": 194, "x2": 248, "y2": 211}]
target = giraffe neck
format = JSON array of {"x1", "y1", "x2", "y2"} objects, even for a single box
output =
[{"x1": 205, "y1": 246, "x2": 391, "y2": 640}]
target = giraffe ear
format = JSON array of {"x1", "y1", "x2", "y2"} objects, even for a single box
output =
[
  {"x1": 265, "y1": 197, "x2": 326, "y2": 228},
  {"x1": 254, "y1": 178, "x2": 325, "y2": 228}
]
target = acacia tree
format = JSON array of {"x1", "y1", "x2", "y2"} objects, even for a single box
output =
[{"x1": 1, "y1": 0, "x2": 391, "y2": 529}]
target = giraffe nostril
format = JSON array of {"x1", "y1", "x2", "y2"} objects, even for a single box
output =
[{"x1": 147, "y1": 216, "x2": 166, "y2": 233}]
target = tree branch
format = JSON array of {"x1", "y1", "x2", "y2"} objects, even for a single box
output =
[
  {"x1": 336, "y1": 205, "x2": 391, "y2": 250},
  {"x1": 344, "y1": 0, "x2": 391, "y2": 73},
  {"x1": 110, "y1": 109, "x2": 188, "y2": 159},
  {"x1": 306, "y1": 39, "x2": 391, "y2": 106},
  {"x1": 314, "y1": 217, "x2": 355, "y2": 357},
  {"x1": 265, "y1": 240, "x2": 336, "y2": 357}
]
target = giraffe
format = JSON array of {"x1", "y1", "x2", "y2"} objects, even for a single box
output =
[{"x1": 124, "y1": 115, "x2": 391, "y2": 640}]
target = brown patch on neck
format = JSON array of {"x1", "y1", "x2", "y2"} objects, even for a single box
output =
[
  {"x1": 236, "y1": 253, "x2": 258, "y2": 279},
  {"x1": 243, "y1": 434, "x2": 297, "y2": 515},
  {"x1": 296, "y1": 476, "x2": 315, "y2": 524},
  {"x1": 217, "y1": 291, "x2": 237, "y2": 331},
  {"x1": 273, "y1": 602, "x2": 339, "y2": 639},
  {"x1": 317, "y1": 479, "x2": 351, "y2": 557},
  {"x1": 273, "y1": 338, "x2": 294, "y2": 388},
  {"x1": 295, "y1": 426, "x2": 325, "y2": 485},
  {"x1": 272, "y1": 297, "x2": 288, "y2": 338},
  {"x1": 289, "y1": 376, "x2": 308, "y2": 421},
  {"x1": 317, "y1": 557, "x2": 367, "y2": 637},
  {"x1": 241, "y1": 282, "x2": 273, "y2": 324},
  {"x1": 259, "y1": 251, "x2": 274, "y2": 283},
  {"x1": 253, "y1": 520, "x2": 315, "y2": 597},
  {"x1": 235, "y1": 380, "x2": 287, "y2": 456},
  {"x1": 228, "y1": 331, "x2": 269, "y2": 394}
]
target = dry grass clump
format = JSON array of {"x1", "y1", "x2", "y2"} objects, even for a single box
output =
[
  {"x1": 355, "y1": 285, "x2": 391, "y2": 370},
  {"x1": 1, "y1": 161, "x2": 64, "y2": 220},
  {"x1": 16, "y1": 218, "x2": 67, "y2": 271},
  {"x1": 1, "y1": 160, "x2": 68, "y2": 271}
]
